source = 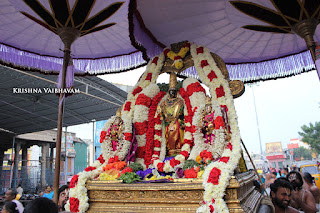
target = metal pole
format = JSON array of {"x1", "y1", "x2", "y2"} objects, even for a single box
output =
[
  {"x1": 92, "y1": 120, "x2": 95, "y2": 163},
  {"x1": 64, "y1": 127, "x2": 68, "y2": 185},
  {"x1": 9, "y1": 135, "x2": 15, "y2": 187},
  {"x1": 241, "y1": 139, "x2": 268, "y2": 197},
  {"x1": 53, "y1": 27, "x2": 79, "y2": 204},
  {"x1": 252, "y1": 85, "x2": 263, "y2": 156},
  {"x1": 53, "y1": 49, "x2": 68, "y2": 204}
]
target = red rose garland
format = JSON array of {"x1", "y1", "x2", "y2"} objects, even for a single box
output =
[
  {"x1": 70, "y1": 197, "x2": 80, "y2": 212},
  {"x1": 144, "y1": 91, "x2": 166, "y2": 167},
  {"x1": 69, "y1": 174, "x2": 79, "y2": 188}
]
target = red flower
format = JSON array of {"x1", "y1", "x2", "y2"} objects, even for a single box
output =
[
  {"x1": 145, "y1": 73, "x2": 152, "y2": 81},
  {"x1": 208, "y1": 71, "x2": 217, "y2": 81},
  {"x1": 69, "y1": 175, "x2": 79, "y2": 188},
  {"x1": 220, "y1": 105, "x2": 228, "y2": 112},
  {"x1": 132, "y1": 87, "x2": 142, "y2": 96},
  {"x1": 183, "y1": 42, "x2": 191, "y2": 48},
  {"x1": 163, "y1": 48, "x2": 170, "y2": 56},
  {"x1": 174, "y1": 55, "x2": 182, "y2": 60},
  {"x1": 180, "y1": 151, "x2": 189, "y2": 159},
  {"x1": 136, "y1": 94, "x2": 152, "y2": 107},
  {"x1": 212, "y1": 198, "x2": 215, "y2": 203},
  {"x1": 100, "y1": 131, "x2": 107, "y2": 143},
  {"x1": 124, "y1": 133, "x2": 132, "y2": 141},
  {"x1": 124, "y1": 101, "x2": 131, "y2": 111},
  {"x1": 196, "y1": 47, "x2": 204, "y2": 54},
  {"x1": 219, "y1": 157, "x2": 230, "y2": 163},
  {"x1": 70, "y1": 197, "x2": 80, "y2": 212},
  {"x1": 85, "y1": 166, "x2": 96, "y2": 172},
  {"x1": 215, "y1": 86, "x2": 225, "y2": 98},
  {"x1": 214, "y1": 116, "x2": 225, "y2": 129},
  {"x1": 226, "y1": 142, "x2": 233, "y2": 151},
  {"x1": 108, "y1": 156, "x2": 119, "y2": 164},
  {"x1": 200, "y1": 150, "x2": 213, "y2": 160},
  {"x1": 152, "y1": 57, "x2": 159, "y2": 65},
  {"x1": 209, "y1": 205, "x2": 214, "y2": 213},
  {"x1": 97, "y1": 154, "x2": 105, "y2": 164},
  {"x1": 154, "y1": 140, "x2": 161, "y2": 147},
  {"x1": 157, "y1": 162, "x2": 165, "y2": 172},
  {"x1": 184, "y1": 167, "x2": 197, "y2": 178},
  {"x1": 120, "y1": 167, "x2": 133, "y2": 174},
  {"x1": 186, "y1": 82, "x2": 206, "y2": 97},
  {"x1": 134, "y1": 121, "x2": 148, "y2": 135},
  {"x1": 207, "y1": 167, "x2": 221, "y2": 185},
  {"x1": 184, "y1": 139, "x2": 193, "y2": 146},
  {"x1": 136, "y1": 146, "x2": 145, "y2": 158},
  {"x1": 170, "y1": 158, "x2": 181, "y2": 167},
  {"x1": 201, "y1": 60, "x2": 209, "y2": 68}
]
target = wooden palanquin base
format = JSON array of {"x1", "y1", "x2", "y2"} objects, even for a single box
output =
[{"x1": 86, "y1": 172, "x2": 262, "y2": 213}]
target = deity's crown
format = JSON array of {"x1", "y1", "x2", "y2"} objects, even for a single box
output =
[
  {"x1": 169, "y1": 72, "x2": 177, "y2": 90},
  {"x1": 205, "y1": 96, "x2": 212, "y2": 106},
  {"x1": 116, "y1": 107, "x2": 122, "y2": 117}
]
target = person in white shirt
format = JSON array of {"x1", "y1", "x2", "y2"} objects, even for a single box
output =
[
  {"x1": 4, "y1": 188, "x2": 24, "y2": 213},
  {"x1": 16, "y1": 184, "x2": 23, "y2": 196}
]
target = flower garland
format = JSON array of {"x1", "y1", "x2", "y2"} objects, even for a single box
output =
[
  {"x1": 123, "y1": 53, "x2": 165, "y2": 119},
  {"x1": 188, "y1": 43, "x2": 241, "y2": 213},
  {"x1": 65, "y1": 161, "x2": 107, "y2": 212},
  {"x1": 163, "y1": 42, "x2": 190, "y2": 69},
  {"x1": 144, "y1": 91, "x2": 166, "y2": 167},
  {"x1": 65, "y1": 112, "x2": 133, "y2": 212},
  {"x1": 133, "y1": 83, "x2": 161, "y2": 168}
]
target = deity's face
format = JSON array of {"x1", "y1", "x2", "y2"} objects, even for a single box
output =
[
  {"x1": 205, "y1": 105, "x2": 212, "y2": 113},
  {"x1": 114, "y1": 117, "x2": 121, "y2": 125},
  {"x1": 169, "y1": 89, "x2": 177, "y2": 98}
]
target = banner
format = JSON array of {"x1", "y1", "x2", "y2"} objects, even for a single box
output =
[{"x1": 266, "y1": 142, "x2": 282, "y2": 155}]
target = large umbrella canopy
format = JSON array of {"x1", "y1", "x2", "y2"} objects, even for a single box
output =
[
  {"x1": 135, "y1": 0, "x2": 320, "y2": 82},
  {"x1": 0, "y1": 0, "x2": 147, "y2": 74}
]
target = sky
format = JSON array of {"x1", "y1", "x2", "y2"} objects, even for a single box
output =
[{"x1": 68, "y1": 68, "x2": 320, "y2": 154}]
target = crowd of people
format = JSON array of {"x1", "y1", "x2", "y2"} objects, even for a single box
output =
[
  {"x1": 1, "y1": 184, "x2": 69, "y2": 213},
  {"x1": 253, "y1": 168, "x2": 320, "y2": 213}
]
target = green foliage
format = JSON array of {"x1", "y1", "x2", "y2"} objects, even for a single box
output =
[
  {"x1": 129, "y1": 162, "x2": 144, "y2": 172},
  {"x1": 182, "y1": 160, "x2": 199, "y2": 171},
  {"x1": 157, "y1": 80, "x2": 183, "y2": 92},
  {"x1": 298, "y1": 122, "x2": 320, "y2": 154},
  {"x1": 293, "y1": 147, "x2": 313, "y2": 160},
  {"x1": 118, "y1": 172, "x2": 141, "y2": 183}
]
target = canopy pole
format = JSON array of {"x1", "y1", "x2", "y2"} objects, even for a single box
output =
[
  {"x1": 53, "y1": 27, "x2": 79, "y2": 204},
  {"x1": 292, "y1": 18, "x2": 319, "y2": 80}
]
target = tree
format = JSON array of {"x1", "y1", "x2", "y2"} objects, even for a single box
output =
[
  {"x1": 293, "y1": 147, "x2": 312, "y2": 160},
  {"x1": 298, "y1": 122, "x2": 320, "y2": 154}
]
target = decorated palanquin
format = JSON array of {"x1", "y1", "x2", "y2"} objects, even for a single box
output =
[{"x1": 65, "y1": 41, "x2": 263, "y2": 213}]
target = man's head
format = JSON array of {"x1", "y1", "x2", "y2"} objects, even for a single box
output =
[
  {"x1": 58, "y1": 185, "x2": 69, "y2": 209},
  {"x1": 271, "y1": 172, "x2": 277, "y2": 178},
  {"x1": 4, "y1": 188, "x2": 18, "y2": 202},
  {"x1": 270, "y1": 178, "x2": 293, "y2": 209},
  {"x1": 287, "y1": 171, "x2": 303, "y2": 189},
  {"x1": 303, "y1": 172, "x2": 314, "y2": 184}
]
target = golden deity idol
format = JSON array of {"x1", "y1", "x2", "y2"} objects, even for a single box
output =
[{"x1": 158, "y1": 72, "x2": 184, "y2": 156}]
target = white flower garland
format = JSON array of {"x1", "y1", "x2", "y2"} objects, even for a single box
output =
[{"x1": 189, "y1": 43, "x2": 241, "y2": 213}]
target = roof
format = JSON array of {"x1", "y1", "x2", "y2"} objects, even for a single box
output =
[{"x1": 0, "y1": 65, "x2": 127, "y2": 149}]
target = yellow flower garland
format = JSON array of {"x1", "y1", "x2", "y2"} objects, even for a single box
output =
[{"x1": 164, "y1": 43, "x2": 190, "y2": 69}]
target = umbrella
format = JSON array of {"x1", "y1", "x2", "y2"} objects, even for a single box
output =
[
  {"x1": 0, "y1": 0, "x2": 149, "y2": 203},
  {"x1": 135, "y1": 0, "x2": 320, "y2": 81}
]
